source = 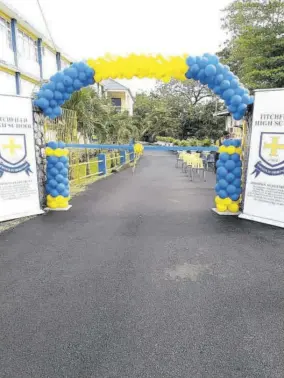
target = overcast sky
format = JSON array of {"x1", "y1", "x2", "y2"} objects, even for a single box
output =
[{"x1": 4, "y1": 0, "x2": 231, "y2": 92}]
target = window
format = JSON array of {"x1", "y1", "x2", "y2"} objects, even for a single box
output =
[
  {"x1": 0, "y1": 16, "x2": 12, "y2": 51},
  {"x1": 17, "y1": 30, "x2": 37, "y2": 62},
  {"x1": 111, "y1": 98, "x2": 122, "y2": 110}
]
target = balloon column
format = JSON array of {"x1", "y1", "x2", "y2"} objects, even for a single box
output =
[
  {"x1": 134, "y1": 143, "x2": 144, "y2": 156},
  {"x1": 45, "y1": 142, "x2": 70, "y2": 210},
  {"x1": 34, "y1": 62, "x2": 95, "y2": 119},
  {"x1": 215, "y1": 139, "x2": 242, "y2": 213}
]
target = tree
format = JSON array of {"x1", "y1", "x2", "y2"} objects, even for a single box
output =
[{"x1": 220, "y1": 0, "x2": 284, "y2": 89}]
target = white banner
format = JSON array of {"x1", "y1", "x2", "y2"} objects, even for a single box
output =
[
  {"x1": 0, "y1": 95, "x2": 43, "y2": 222},
  {"x1": 240, "y1": 89, "x2": 284, "y2": 227}
]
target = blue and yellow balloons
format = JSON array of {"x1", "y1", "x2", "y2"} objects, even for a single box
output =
[
  {"x1": 46, "y1": 141, "x2": 70, "y2": 209},
  {"x1": 214, "y1": 139, "x2": 242, "y2": 213}
]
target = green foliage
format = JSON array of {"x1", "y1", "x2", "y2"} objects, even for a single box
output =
[
  {"x1": 63, "y1": 87, "x2": 137, "y2": 143},
  {"x1": 134, "y1": 80, "x2": 226, "y2": 142},
  {"x1": 219, "y1": 0, "x2": 284, "y2": 89}
]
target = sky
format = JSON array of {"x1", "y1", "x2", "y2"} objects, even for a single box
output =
[{"x1": 4, "y1": 0, "x2": 231, "y2": 93}]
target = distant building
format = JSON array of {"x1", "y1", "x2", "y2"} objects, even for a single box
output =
[
  {"x1": 0, "y1": 0, "x2": 72, "y2": 96},
  {"x1": 102, "y1": 78, "x2": 134, "y2": 116},
  {"x1": 214, "y1": 110, "x2": 243, "y2": 139}
]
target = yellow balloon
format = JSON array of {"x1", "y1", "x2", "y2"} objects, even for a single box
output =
[
  {"x1": 215, "y1": 196, "x2": 222, "y2": 204},
  {"x1": 223, "y1": 197, "x2": 232, "y2": 206},
  {"x1": 228, "y1": 203, "x2": 239, "y2": 213},
  {"x1": 227, "y1": 146, "x2": 236, "y2": 155},
  {"x1": 48, "y1": 201, "x2": 57, "y2": 209},
  {"x1": 235, "y1": 147, "x2": 242, "y2": 155},
  {"x1": 54, "y1": 149, "x2": 64, "y2": 157},
  {"x1": 219, "y1": 145, "x2": 227, "y2": 153},
  {"x1": 46, "y1": 147, "x2": 54, "y2": 156},
  {"x1": 217, "y1": 203, "x2": 227, "y2": 212}
]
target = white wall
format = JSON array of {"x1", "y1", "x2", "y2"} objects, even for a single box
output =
[
  {"x1": 0, "y1": 71, "x2": 16, "y2": 95},
  {"x1": 42, "y1": 47, "x2": 57, "y2": 79},
  {"x1": 20, "y1": 79, "x2": 38, "y2": 97},
  {"x1": 17, "y1": 30, "x2": 40, "y2": 77},
  {"x1": 126, "y1": 92, "x2": 134, "y2": 116}
]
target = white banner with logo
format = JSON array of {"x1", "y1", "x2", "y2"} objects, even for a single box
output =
[
  {"x1": 240, "y1": 89, "x2": 284, "y2": 227},
  {"x1": 0, "y1": 95, "x2": 43, "y2": 222}
]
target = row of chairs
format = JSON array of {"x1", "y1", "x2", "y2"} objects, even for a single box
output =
[{"x1": 175, "y1": 152, "x2": 206, "y2": 181}]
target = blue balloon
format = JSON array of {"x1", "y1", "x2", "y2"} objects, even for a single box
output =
[
  {"x1": 231, "y1": 95, "x2": 242, "y2": 106},
  {"x1": 35, "y1": 97, "x2": 49, "y2": 110},
  {"x1": 190, "y1": 64, "x2": 200, "y2": 74},
  {"x1": 53, "y1": 107, "x2": 62, "y2": 117},
  {"x1": 62, "y1": 75, "x2": 73, "y2": 87},
  {"x1": 217, "y1": 167, "x2": 228, "y2": 177},
  {"x1": 227, "y1": 185, "x2": 236, "y2": 195},
  {"x1": 233, "y1": 112, "x2": 243, "y2": 121},
  {"x1": 55, "y1": 162, "x2": 64, "y2": 171},
  {"x1": 47, "y1": 141, "x2": 58, "y2": 149},
  {"x1": 233, "y1": 167, "x2": 242, "y2": 178},
  {"x1": 242, "y1": 94, "x2": 250, "y2": 104},
  {"x1": 226, "y1": 173, "x2": 235, "y2": 183},
  {"x1": 50, "y1": 167, "x2": 59, "y2": 177},
  {"x1": 197, "y1": 69, "x2": 206, "y2": 82},
  {"x1": 205, "y1": 54, "x2": 219, "y2": 65},
  {"x1": 63, "y1": 93, "x2": 71, "y2": 100},
  {"x1": 56, "y1": 82, "x2": 65, "y2": 92},
  {"x1": 85, "y1": 67, "x2": 95, "y2": 78},
  {"x1": 185, "y1": 69, "x2": 193, "y2": 79},
  {"x1": 230, "y1": 79, "x2": 239, "y2": 89},
  {"x1": 231, "y1": 153, "x2": 240, "y2": 162},
  {"x1": 236, "y1": 160, "x2": 242, "y2": 167},
  {"x1": 220, "y1": 80, "x2": 230, "y2": 90},
  {"x1": 78, "y1": 72, "x2": 87, "y2": 82},
  {"x1": 248, "y1": 96, "x2": 254, "y2": 105},
  {"x1": 63, "y1": 178, "x2": 69, "y2": 185},
  {"x1": 215, "y1": 183, "x2": 221, "y2": 192},
  {"x1": 219, "y1": 179, "x2": 228, "y2": 189},
  {"x1": 215, "y1": 74, "x2": 224, "y2": 84},
  {"x1": 56, "y1": 183, "x2": 66, "y2": 193},
  {"x1": 59, "y1": 156, "x2": 68, "y2": 163},
  {"x1": 235, "y1": 139, "x2": 241, "y2": 147},
  {"x1": 66, "y1": 85, "x2": 75, "y2": 94},
  {"x1": 228, "y1": 104, "x2": 237, "y2": 113},
  {"x1": 213, "y1": 86, "x2": 221, "y2": 95},
  {"x1": 205, "y1": 64, "x2": 217, "y2": 76},
  {"x1": 57, "y1": 99, "x2": 65, "y2": 106},
  {"x1": 50, "y1": 189, "x2": 59, "y2": 198},
  {"x1": 37, "y1": 90, "x2": 45, "y2": 98},
  {"x1": 54, "y1": 91, "x2": 63, "y2": 100},
  {"x1": 51, "y1": 72, "x2": 65, "y2": 82},
  {"x1": 216, "y1": 63, "x2": 224, "y2": 74},
  {"x1": 200, "y1": 57, "x2": 209, "y2": 68},
  {"x1": 216, "y1": 160, "x2": 224, "y2": 168},
  {"x1": 62, "y1": 189, "x2": 70, "y2": 198},
  {"x1": 223, "y1": 140, "x2": 230, "y2": 147},
  {"x1": 55, "y1": 174, "x2": 65, "y2": 183},
  {"x1": 65, "y1": 67, "x2": 78, "y2": 78},
  {"x1": 235, "y1": 188, "x2": 242, "y2": 195},
  {"x1": 49, "y1": 179, "x2": 58, "y2": 188},
  {"x1": 49, "y1": 99, "x2": 58, "y2": 108},
  {"x1": 223, "y1": 89, "x2": 235, "y2": 100},
  {"x1": 87, "y1": 77, "x2": 95, "y2": 85},
  {"x1": 219, "y1": 190, "x2": 228, "y2": 199},
  {"x1": 61, "y1": 168, "x2": 69, "y2": 177},
  {"x1": 186, "y1": 56, "x2": 196, "y2": 66},
  {"x1": 220, "y1": 152, "x2": 230, "y2": 161},
  {"x1": 73, "y1": 79, "x2": 83, "y2": 90},
  {"x1": 238, "y1": 104, "x2": 247, "y2": 114},
  {"x1": 77, "y1": 62, "x2": 87, "y2": 72},
  {"x1": 235, "y1": 87, "x2": 245, "y2": 96},
  {"x1": 43, "y1": 89, "x2": 54, "y2": 100},
  {"x1": 49, "y1": 156, "x2": 58, "y2": 164},
  {"x1": 225, "y1": 160, "x2": 236, "y2": 171},
  {"x1": 58, "y1": 141, "x2": 66, "y2": 149},
  {"x1": 44, "y1": 82, "x2": 56, "y2": 91},
  {"x1": 233, "y1": 178, "x2": 241, "y2": 188},
  {"x1": 46, "y1": 185, "x2": 52, "y2": 195},
  {"x1": 230, "y1": 194, "x2": 240, "y2": 201},
  {"x1": 44, "y1": 107, "x2": 53, "y2": 115}
]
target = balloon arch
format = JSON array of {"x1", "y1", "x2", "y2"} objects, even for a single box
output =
[
  {"x1": 34, "y1": 53, "x2": 253, "y2": 120},
  {"x1": 36, "y1": 53, "x2": 253, "y2": 213}
]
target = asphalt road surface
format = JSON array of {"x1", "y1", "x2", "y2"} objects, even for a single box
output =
[{"x1": 1, "y1": 152, "x2": 284, "y2": 378}]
